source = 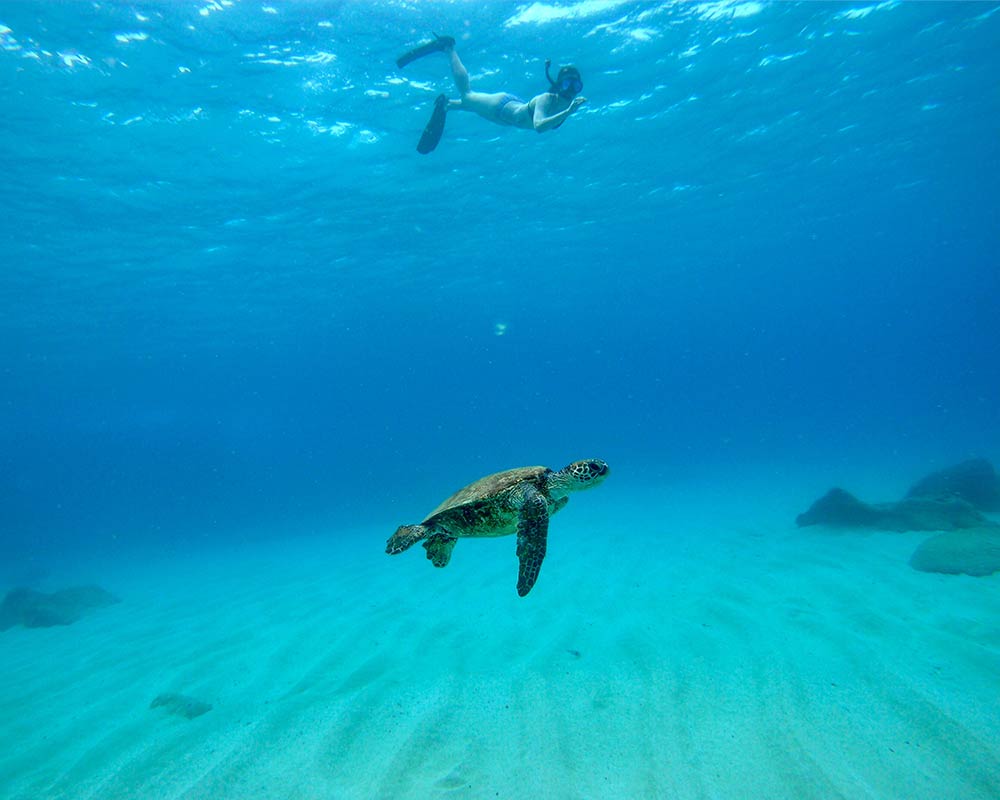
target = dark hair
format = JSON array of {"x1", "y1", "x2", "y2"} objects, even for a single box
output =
[
  {"x1": 544, "y1": 60, "x2": 583, "y2": 98},
  {"x1": 557, "y1": 65, "x2": 581, "y2": 84}
]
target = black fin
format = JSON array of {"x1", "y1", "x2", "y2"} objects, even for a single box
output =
[
  {"x1": 416, "y1": 94, "x2": 448, "y2": 155},
  {"x1": 396, "y1": 34, "x2": 455, "y2": 69}
]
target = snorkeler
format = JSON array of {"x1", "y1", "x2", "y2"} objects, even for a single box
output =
[{"x1": 396, "y1": 34, "x2": 588, "y2": 154}]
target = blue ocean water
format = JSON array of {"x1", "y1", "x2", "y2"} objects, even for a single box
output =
[
  {"x1": 4, "y1": 5, "x2": 1000, "y2": 797},
  {"x1": 2, "y1": 2, "x2": 998, "y2": 564}
]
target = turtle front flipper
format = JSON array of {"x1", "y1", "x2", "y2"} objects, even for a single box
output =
[
  {"x1": 386, "y1": 524, "x2": 428, "y2": 555},
  {"x1": 423, "y1": 534, "x2": 457, "y2": 567},
  {"x1": 515, "y1": 487, "x2": 549, "y2": 596}
]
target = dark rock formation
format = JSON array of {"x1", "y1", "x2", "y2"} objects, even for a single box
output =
[
  {"x1": 0, "y1": 585, "x2": 120, "y2": 631},
  {"x1": 796, "y1": 459, "x2": 1000, "y2": 576},
  {"x1": 910, "y1": 527, "x2": 1000, "y2": 576},
  {"x1": 905, "y1": 458, "x2": 1000, "y2": 511},
  {"x1": 795, "y1": 488, "x2": 883, "y2": 528},
  {"x1": 796, "y1": 489, "x2": 987, "y2": 532},
  {"x1": 150, "y1": 693, "x2": 213, "y2": 720}
]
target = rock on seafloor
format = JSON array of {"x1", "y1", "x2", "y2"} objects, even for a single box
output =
[{"x1": 150, "y1": 692, "x2": 213, "y2": 720}]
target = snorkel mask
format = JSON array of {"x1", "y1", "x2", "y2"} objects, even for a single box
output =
[{"x1": 545, "y1": 60, "x2": 583, "y2": 99}]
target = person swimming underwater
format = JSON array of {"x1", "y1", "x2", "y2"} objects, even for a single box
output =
[{"x1": 396, "y1": 34, "x2": 588, "y2": 154}]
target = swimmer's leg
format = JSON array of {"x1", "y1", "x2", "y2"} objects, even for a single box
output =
[
  {"x1": 438, "y1": 44, "x2": 507, "y2": 121},
  {"x1": 448, "y1": 48, "x2": 471, "y2": 96}
]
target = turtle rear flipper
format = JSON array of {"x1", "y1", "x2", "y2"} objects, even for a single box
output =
[
  {"x1": 423, "y1": 534, "x2": 457, "y2": 567},
  {"x1": 386, "y1": 524, "x2": 428, "y2": 555},
  {"x1": 515, "y1": 488, "x2": 549, "y2": 596}
]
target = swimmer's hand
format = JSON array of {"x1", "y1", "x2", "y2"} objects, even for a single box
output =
[{"x1": 571, "y1": 96, "x2": 587, "y2": 111}]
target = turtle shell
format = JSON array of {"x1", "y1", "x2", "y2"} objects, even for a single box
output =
[{"x1": 424, "y1": 466, "x2": 549, "y2": 523}]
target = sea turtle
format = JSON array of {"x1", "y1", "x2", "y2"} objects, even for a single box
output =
[{"x1": 385, "y1": 459, "x2": 609, "y2": 596}]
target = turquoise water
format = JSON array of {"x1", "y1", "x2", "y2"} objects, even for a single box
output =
[
  {"x1": 2, "y1": 2, "x2": 1000, "y2": 796},
  {"x1": 3, "y1": 0, "x2": 997, "y2": 563}
]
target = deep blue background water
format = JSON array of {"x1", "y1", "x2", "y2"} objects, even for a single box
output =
[{"x1": 2, "y1": 1, "x2": 998, "y2": 566}]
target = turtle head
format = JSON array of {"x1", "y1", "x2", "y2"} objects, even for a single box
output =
[{"x1": 549, "y1": 459, "x2": 610, "y2": 497}]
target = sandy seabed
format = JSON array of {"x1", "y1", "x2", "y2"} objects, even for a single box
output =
[{"x1": 2, "y1": 483, "x2": 998, "y2": 800}]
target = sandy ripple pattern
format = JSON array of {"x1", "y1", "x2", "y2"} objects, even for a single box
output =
[{"x1": 1, "y1": 495, "x2": 998, "y2": 799}]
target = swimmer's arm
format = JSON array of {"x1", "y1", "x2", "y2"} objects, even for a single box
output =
[{"x1": 532, "y1": 95, "x2": 587, "y2": 133}]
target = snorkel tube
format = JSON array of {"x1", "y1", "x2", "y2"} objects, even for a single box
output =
[{"x1": 544, "y1": 59, "x2": 557, "y2": 90}]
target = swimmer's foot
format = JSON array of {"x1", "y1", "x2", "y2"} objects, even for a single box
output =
[
  {"x1": 396, "y1": 34, "x2": 455, "y2": 69},
  {"x1": 416, "y1": 94, "x2": 449, "y2": 155}
]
